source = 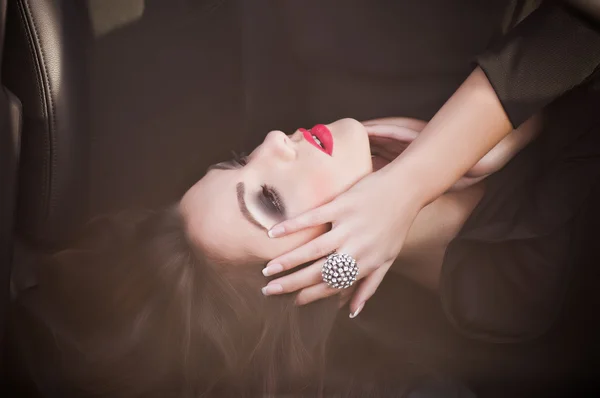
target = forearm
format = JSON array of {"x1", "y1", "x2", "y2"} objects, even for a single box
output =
[
  {"x1": 386, "y1": 67, "x2": 512, "y2": 205},
  {"x1": 465, "y1": 113, "x2": 543, "y2": 178}
]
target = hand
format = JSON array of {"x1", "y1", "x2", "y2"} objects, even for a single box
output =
[
  {"x1": 261, "y1": 166, "x2": 424, "y2": 318},
  {"x1": 260, "y1": 115, "x2": 522, "y2": 316},
  {"x1": 367, "y1": 122, "x2": 419, "y2": 172},
  {"x1": 366, "y1": 118, "x2": 490, "y2": 190}
]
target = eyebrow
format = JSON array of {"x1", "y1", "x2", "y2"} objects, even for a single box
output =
[{"x1": 236, "y1": 182, "x2": 267, "y2": 231}]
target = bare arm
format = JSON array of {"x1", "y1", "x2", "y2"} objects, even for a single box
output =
[
  {"x1": 384, "y1": 67, "x2": 514, "y2": 206},
  {"x1": 464, "y1": 113, "x2": 543, "y2": 178},
  {"x1": 365, "y1": 110, "x2": 543, "y2": 187}
]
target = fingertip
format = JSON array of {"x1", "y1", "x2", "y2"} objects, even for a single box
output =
[
  {"x1": 349, "y1": 302, "x2": 365, "y2": 319},
  {"x1": 294, "y1": 297, "x2": 305, "y2": 306},
  {"x1": 294, "y1": 294, "x2": 313, "y2": 306},
  {"x1": 261, "y1": 284, "x2": 283, "y2": 296},
  {"x1": 262, "y1": 263, "x2": 283, "y2": 277},
  {"x1": 268, "y1": 225, "x2": 285, "y2": 238}
]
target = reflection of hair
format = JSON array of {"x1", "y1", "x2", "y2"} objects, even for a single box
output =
[{"x1": 10, "y1": 206, "x2": 417, "y2": 397}]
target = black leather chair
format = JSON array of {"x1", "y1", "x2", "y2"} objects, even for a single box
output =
[
  {"x1": 0, "y1": 0, "x2": 22, "y2": 384},
  {"x1": 0, "y1": 1, "x2": 90, "y2": 394},
  {"x1": 1, "y1": 0, "x2": 243, "y2": 394},
  {"x1": 2, "y1": 0, "x2": 92, "y2": 248}
]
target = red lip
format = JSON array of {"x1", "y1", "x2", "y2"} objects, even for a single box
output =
[{"x1": 300, "y1": 124, "x2": 333, "y2": 156}]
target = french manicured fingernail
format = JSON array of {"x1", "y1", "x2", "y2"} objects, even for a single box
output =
[
  {"x1": 349, "y1": 302, "x2": 365, "y2": 319},
  {"x1": 262, "y1": 263, "x2": 283, "y2": 276},
  {"x1": 268, "y1": 225, "x2": 285, "y2": 238},
  {"x1": 261, "y1": 284, "x2": 283, "y2": 296}
]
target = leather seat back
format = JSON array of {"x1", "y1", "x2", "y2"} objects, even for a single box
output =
[
  {"x1": 2, "y1": 0, "x2": 91, "y2": 246},
  {"x1": 2, "y1": 0, "x2": 245, "y2": 248},
  {"x1": 0, "y1": 0, "x2": 23, "y2": 381}
]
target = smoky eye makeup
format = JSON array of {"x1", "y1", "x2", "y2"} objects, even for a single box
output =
[
  {"x1": 256, "y1": 184, "x2": 286, "y2": 219},
  {"x1": 214, "y1": 151, "x2": 287, "y2": 222},
  {"x1": 227, "y1": 153, "x2": 287, "y2": 218}
]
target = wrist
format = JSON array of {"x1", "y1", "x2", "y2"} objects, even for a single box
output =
[
  {"x1": 379, "y1": 159, "x2": 433, "y2": 210},
  {"x1": 380, "y1": 66, "x2": 512, "y2": 205}
]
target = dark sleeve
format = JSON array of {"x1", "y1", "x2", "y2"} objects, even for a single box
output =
[
  {"x1": 439, "y1": 88, "x2": 600, "y2": 343},
  {"x1": 477, "y1": 0, "x2": 600, "y2": 128}
]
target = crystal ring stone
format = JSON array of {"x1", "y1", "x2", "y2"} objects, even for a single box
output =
[{"x1": 321, "y1": 252, "x2": 359, "y2": 289}]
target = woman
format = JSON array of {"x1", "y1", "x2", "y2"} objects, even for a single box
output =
[
  {"x1": 260, "y1": 1, "x2": 600, "y2": 335},
  {"x1": 265, "y1": 84, "x2": 600, "y2": 343},
  {"x1": 9, "y1": 116, "x2": 537, "y2": 397}
]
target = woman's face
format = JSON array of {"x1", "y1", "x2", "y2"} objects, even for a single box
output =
[{"x1": 180, "y1": 118, "x2": 372, "y2": 264}]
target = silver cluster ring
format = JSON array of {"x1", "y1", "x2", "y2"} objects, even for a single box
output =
[{"x1": 321, "y1": 252, "x2": 359, "y2": 289}]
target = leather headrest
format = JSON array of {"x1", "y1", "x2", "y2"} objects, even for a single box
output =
[{"x1": 2, "y1": 0, "x2": 92, "y2": 245}]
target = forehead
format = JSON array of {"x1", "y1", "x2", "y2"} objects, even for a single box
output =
[{"x1": 181, "y1": 169, "x2": 258, "y2": 262}]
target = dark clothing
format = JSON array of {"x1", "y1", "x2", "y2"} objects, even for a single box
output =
[
  {"x1": 242, "y1": 1, "x2": 600, "y2": 144},
  {"x1": 240, "y1": 0, "x2": 511, "y2": 149},
  {"x1": 437, "y1": 0, "x2": 600, "y2": 344},
  {"x1": 242, "y1": 0, "x2": 600, "y2": 343},
  {"x1": 477, "y1": 1, "x2": 600, "y2": 127},
  {"x1": 441, "y1": 86, "x2": 600, "y2": 342}
]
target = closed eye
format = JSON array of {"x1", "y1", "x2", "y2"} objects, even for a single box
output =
[
  {"x1": 211, "y1": 151, "x2": 287, "y2": 221},
  {"x1": 259, "y1": 184, "x2": 286, "y2": 217}
]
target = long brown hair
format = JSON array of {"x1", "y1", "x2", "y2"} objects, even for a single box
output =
[{"x1": 9, "y1": 205, "x2": 416, "y2": 397}]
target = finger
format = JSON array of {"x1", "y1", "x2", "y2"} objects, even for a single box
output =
[
  {"x1": 262, "y1": 261, "x2": 323, "y2": 295},
  {"x1": 267, "y1": 200, "x2": 340, "y2": 238},
  {"x1": 361, "y1": 117, "x2": 427, "y2": 131},
  {"x1": 295, "y1": 282, "x2": 343, "y2": 306},
  {"x1": 263, "y1": 231, "x2": 342, "y2": 276},
  {"x1": 338, "y1": 286, "x2": 357, "y2": 308},
  {"x1": 369, "y1": 136, "x2": 409, "y2": 151},
  {"x1": 361, "y1": 120, "x2": 379, "y2": 126},
  {"x1": 371, "y1": 150, "x2": 395, "y2": 167},
  {"x1": 295, "y1": 250, "x2": 375, "y2": 305},
  {"x1": 348, "y1": 261, "x2": 391, "y2": 318},
  {"x1": 370, "y1": 137, "x2": 400, "y2": 152},
  {"x1": 371, "y1": 144, "x2": 407, "y2": 161},
  {"x1": 369, "y1": 136, "x2": 411, "y2": 158},
  {"x1": 448, "y1": 175, "x2": 487, "y2": 191},
  {"x1": 364, "y1": 124, "x2": 419, "y2": 141}
]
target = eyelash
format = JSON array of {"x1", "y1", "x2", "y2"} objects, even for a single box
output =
[
  {"x1": 231, "y1": 151, "x2": 285, "y2": 216},
  {"x1": 232, "y1": 151, "x2": 249, "y2": 167},
  {"x1": 261, "y1": 184, "x2": 285, "y2": 215}
]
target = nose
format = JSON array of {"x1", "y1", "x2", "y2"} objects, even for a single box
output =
[{"x1": 261, "y1": 130, "x2": 296, "y2": 162}]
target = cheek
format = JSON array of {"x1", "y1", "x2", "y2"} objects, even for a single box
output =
[{"x1": 303, "y1": 169, "x2": 340, "y2": 209}]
